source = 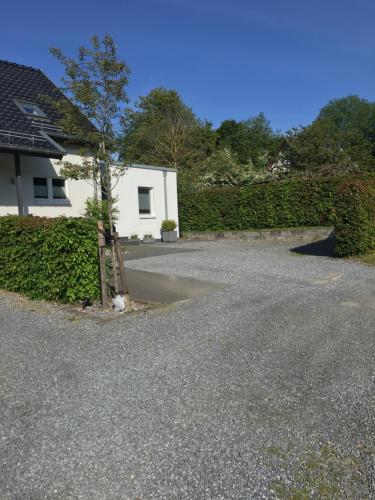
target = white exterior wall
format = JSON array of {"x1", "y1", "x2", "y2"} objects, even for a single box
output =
[
  {"x1": 113, "y1": 165, "x2": 179, "y2": 240},
  {"x1": 0, "y1": 154, "x2": 178, "y2": 240},
  {"x1": 0, "y1": 148, "x2": 95, "y2": 217}
]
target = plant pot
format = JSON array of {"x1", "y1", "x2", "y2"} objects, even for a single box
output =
[
  {"x1": 126, "y1": 239, "x2": 141, "y2": 246},
  {"x1": 142, "y1": 237, "x2": 155, "y2": 244},
  {"x1": 161, "y1": 230, "x2": 178, "y2": 242}
]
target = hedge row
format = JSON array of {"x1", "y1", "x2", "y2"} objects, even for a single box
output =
[
  {"x1": 0, "y1": 216, "x2": 100, "y2": 303},
  {"x1": 334, "y1": 178, "x2": 375, "y2": 257},
  {"x1": 179, "y1": 175, "x2": 375, "y2": 256}
]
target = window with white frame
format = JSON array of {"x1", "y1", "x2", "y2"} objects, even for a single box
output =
[
  {"x1": 33, "y1": 177, "x2": 67, "y2": 202},
  {"x1": 138, "y1": 187, "x2": 152, "y2": 215}
]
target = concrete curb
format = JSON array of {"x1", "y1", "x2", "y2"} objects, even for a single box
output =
[{"x1": 181, "y1": 226, "x2": 334, "y2": 242}]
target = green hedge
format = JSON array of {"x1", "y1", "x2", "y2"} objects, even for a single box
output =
[
  {"x1": 0, "y1": 216, "x2": 100, "y2": 303},
  {"x1": 334, "y1": 179, "x2": 375, "y2": 257},
  {"x1": 179, "y1": 175, "x2": 375, "y2": 257},
  {"x1": 179, "y1": 177, "x2": 341, "y2": 232}
]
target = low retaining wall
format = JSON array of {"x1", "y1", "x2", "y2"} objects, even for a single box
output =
[{"x1": 181, "y1": 226, "x2": 334, "y2": 243}]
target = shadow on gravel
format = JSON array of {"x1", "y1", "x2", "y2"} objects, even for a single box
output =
[{"x1": 290, "y1": 236, "x2": 336, "y2": 258}]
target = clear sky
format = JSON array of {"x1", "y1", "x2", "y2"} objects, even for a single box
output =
[{"x1": 2, "y1": 0, "x2": 374, "y2": 131}]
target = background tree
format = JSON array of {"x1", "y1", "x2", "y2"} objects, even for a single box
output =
[
  {"x1": 284, "y1": 122, "x2": 358, "y2": 175},
  {"x1": 316, "y1": 95, "x2": 375, "y2": 170},
  {"x1": 284, "y1": 96, "x2": 375, "y2": 174},
  {"x1": 121, "y1": 87, "x2": 216, "y2": 169},
  {"x1": 217, "y1": 113, "x2": 281, "y2": 170}
]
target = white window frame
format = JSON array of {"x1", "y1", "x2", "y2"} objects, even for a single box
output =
[
  {"x1": 138, "y1": 186, "x2": 155, "y2": 219},
  {"x1": 32, "y1": 177, "x2": 70, "y2": 205}
]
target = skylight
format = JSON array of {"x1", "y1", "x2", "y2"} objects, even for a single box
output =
[{"x1": 15, "y1": 100, "x2": 46, "y2": 118}]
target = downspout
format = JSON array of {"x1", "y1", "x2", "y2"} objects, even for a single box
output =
[
  {"x1": 163, "y1": 170, "x2": 169, "y2": 220},
  {"x1": 14, "y1": 154, "x2": 24, "y2": 215}
]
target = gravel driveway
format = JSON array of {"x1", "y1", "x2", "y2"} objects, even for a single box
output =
[{"x1": 1, "y1": 240, "x2": 374, "y2": 498}]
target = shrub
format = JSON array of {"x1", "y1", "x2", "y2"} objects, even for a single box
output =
[
  {"x1": 0, "y1": 216, "x2": 100, "y2": 303},
  {"x1": 179, "y1": 177, "x2": 341, "y2": 232},
  {"x1": 179, "y1": 174, "x2": 375, "y2": 257},
  {"x1": 162, "y1": 219, "x2": 177, "y2": 231},
  {"x1": 84, "y1": 196, "x2": 119, "y2": 228},
  {"x1": 334, "y1": 179, "x2": 375, "y2": 256}
]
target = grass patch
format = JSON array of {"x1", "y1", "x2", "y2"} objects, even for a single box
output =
[
  {"x1": 354, "y1": 250, "x2": 375, "y2": 266},
  {"x1": 268, "y1": 442, "x2": 373, "y2": 499}
]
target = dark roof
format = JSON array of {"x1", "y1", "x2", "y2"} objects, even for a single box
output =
[{"x1": 0, "y1": 60, "x2": 92, "y2": 158}]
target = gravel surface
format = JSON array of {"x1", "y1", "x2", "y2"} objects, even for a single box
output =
[{"x1": 1, "y1": 240, "x2": 374, "y2": 498}]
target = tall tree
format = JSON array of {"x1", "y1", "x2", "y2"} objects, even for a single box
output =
[
  {"x1": 316, "y1": 95, "x2": 375, "y2": 170},
  {"x1": 217, "y1": 113, "x2": 280, "y2": 169},
  {"x1": 285, "y1": 123, "x2": 357, "y2": 174},
  {"x1": 285, "y1": 96, "x2": 375, "y2": 173},
  {"x1": 121, "y1": 87, "x2": 216, "y2": 169}
]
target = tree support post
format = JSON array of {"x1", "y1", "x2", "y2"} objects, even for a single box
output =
[
  {"x1": 113, "y1": 232, "x2": 131, "y2": 311},
  {"x1": 97, "y1": 220, "x2": 107, "y2": 307}
]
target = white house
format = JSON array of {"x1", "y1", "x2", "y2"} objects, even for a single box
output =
[
  {"x1": 113, "y1": 164, "x2": 178, "y2": 240},
  {"x1": 0, "y1": 60, "x2": 178, "y2": 240}
]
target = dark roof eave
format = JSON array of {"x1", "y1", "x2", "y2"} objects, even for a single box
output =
[
  {"x1": 48, "y1": 131, "x2": 97, "y2": 148},
  {"x1": 0, "y1": 144, "x2": 64, "y2": 159}
]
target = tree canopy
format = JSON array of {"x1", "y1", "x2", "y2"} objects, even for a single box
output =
[
  {"x1": 284, "y1": 96, "x2": 375, "y2": 173},
  {"x1": 120, "y1": 87, "x2": 216, "y2": 169},
  {"x1": 51, "y1": 35, "x2": 375, "y2": 188}
]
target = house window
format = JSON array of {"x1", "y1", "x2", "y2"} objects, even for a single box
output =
[
  {"x1": 15, "y1": 100, "x2": 46, "y2": 118},
  {"x1": 33, "y1": 177, "x2": 67, "y2": 202},
  {"x1": 138, "y1": 187, "x2": 152, "y2": 215},
  {"x1": 52, "y1": 178, "x2": 66, "y2": 199},
  {"x1": 33, "y1": 177, "x2": 48, "y2": 198}
]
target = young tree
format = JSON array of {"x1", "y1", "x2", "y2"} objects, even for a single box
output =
[
  {"x1": 50, "y1": 34, "x2": 131, "y2": 300},
  {"x1": 121, "y1": 87, "x2": 216, "y2": 169}
]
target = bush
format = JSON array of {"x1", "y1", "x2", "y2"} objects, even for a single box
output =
[
  {"x1": 179, "y1": 177, "x2": 341, "y2": 232},
  {"x1": 0, "y1": 216, "x2": 100, "y2": 303},
  {"x1": 334, "y1": 179, "x2": 375, "y2": 256},
  {"x1": 179, "y1": 174, "x2": 375, "y2": 257},
  {"x1": 84, "y1": 196, "x2": 119, "y2": 228},
  {"x1": 162, "y1": 219, "x2": 177, "y2": 231}
]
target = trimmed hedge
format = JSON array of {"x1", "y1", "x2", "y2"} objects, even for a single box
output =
[
  {"x1": 334, "y1": 178, "x2": 375, "y2": 257},
  {"x1": 0, "y1": 216, "x2": 100, "y2": 303},
  {"x1": 179, "y1": 177, "x2": 341, "y2": 232},
  {"x1": 179, "y1": 175, "x2": 375, "y2": 257}
]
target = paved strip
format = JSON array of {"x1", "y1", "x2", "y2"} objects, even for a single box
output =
[
  {"x1": 122, "y1": 242, "x2": 200, "y2": 261},
  {"x1": 126, "y1": 268, "x2": 225, "y2": 304}
]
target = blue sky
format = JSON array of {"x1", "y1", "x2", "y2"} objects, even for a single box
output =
[{"x1": 2, "y1": 0, "x2": 374, "y2": 131}]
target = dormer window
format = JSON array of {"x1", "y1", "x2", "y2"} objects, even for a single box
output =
[{"x1": 15, "y1": 100, "x2": 46, "y2": 118}]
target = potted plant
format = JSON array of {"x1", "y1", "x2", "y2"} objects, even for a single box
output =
[
  {"x1": 161, "y1": 220, "x2": 178, "y2": 242},
  {"x1": 142, "y1": 234, "x2": 155, "y2": 244},
  {"x1": 127, "y1": 233, "x2": 140, "y2": 246}
]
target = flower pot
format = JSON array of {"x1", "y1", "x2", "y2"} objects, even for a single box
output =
[
  {"x1": 142, "y1": 237, "x2": 155, "y2": 244},
  {"x1": 126, "y1": 239, "x2": 140, "y2": 246},
  {"x1": 161, "y1": 230, "x2": 178, "y2": 242}
]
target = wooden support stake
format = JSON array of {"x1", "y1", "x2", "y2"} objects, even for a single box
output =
[
  {"x1": 97, "y1": 220, "x2": 107, "y2": 308},
  {"x1": 113, "y1": 232, "x2": 131, "y2": 311}
]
